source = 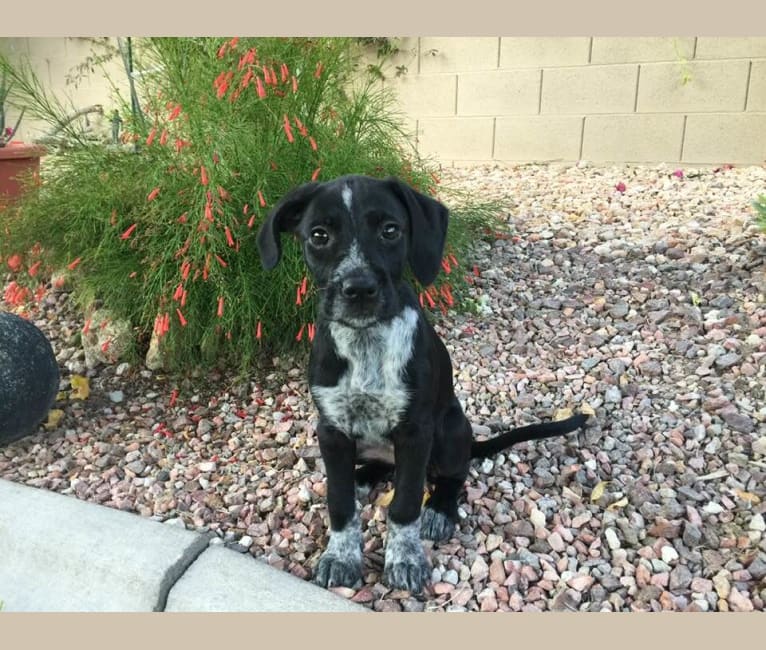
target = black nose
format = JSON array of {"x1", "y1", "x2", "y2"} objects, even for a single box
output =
[{"x1": 341, "y1": 276, "x2": 379, "y2": 301}]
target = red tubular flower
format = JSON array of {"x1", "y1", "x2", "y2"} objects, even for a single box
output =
[
  {"x1": 243, "y1": 203, "x2": 249, "y2": 214},
  {"x1": 291, "y1": 75, "x2": 298, "y2": 93},
  {"x1": 296, "y1": 324, "x2": 305, "y2": 341},
  {"x1": 283, "y1": 114, "x2": 294, "y2": 143},
  {"x1": 204, "y1": 202, "x2": 214, "y2": 222},
  {"x1": 280, "y1": 63, "x2": 289, "y2": 83},
  {"x1": 146, "y1": 128, "x2": 157, "y2": 146},
  {"x1": 229, "y1": 36, "x2": 239, "y2": 49},
  {"x1": 448, "y1": 253, "x2": 458, "y2": 267},
  {"x1": 425, "y1": 292, "x2": 436, "y2": 308},
  {"x1": 7, "y1": 254, "x2": 22, "y2": 271},
  {"x1": 258, "y1": 191, "x2": 266, "y2": 207},
  {"x1": 311, "y1": 167, "x2": 321, "y2": 181},
  {"x1": 217, "y1": 43, "x2": 228, "y2": 59},
  {"x1": 200, "y1": 165, "x2": 209, "y2": 187},
  {"x1": 225, "y1": 226, "x2": 235, "y2": 247},
  {"x1": 217, "y1": 296, "x2": 224, "y2": 317},
  {"x1": 308, "y1": 323, "x2": 316, "y2": 342},
  {"x1": 473, "y1": 264, "x2": 480, "y2": 277},
  {"x1": 255, "y1": 76, "x2": 266, "y2": 98},
  {"x1": 68, "y1": 257, "x2": 82, "y2": 271},
  {"x1": 181, "y1": 260, "x2": 191, "y2": 280},
  {"x1": 293, "y1": 116, "x2": 308, "y2": 136},
  {"x1": 173, "y1": 283, "x2": 184, "y2": 301},
  {"x1": 301, "y1": 276, "x2": 308, "y2": 295},
  {"x1": 247, "y1": 215, "x2": 256, "y2": 229},
  {"x1": 418, "y1": 292, "x2": 425, "y2": 308},
  {"x1": 295, "y1": 287, "x2": 302, "y2": 306},
  {"x1": 241, "y1": 69, "x2": 254, "y2": 88},
  {"x1": 176, "y1": 308, "x2": 187, "y2": 327},
  {"x1": 180, "y1": 289, "x2": 187, "y2": 307},
  {"x1": 178, "y1": 212, "x2": 188, "y2": 224},
  {"x1": 440, "y1": 258, "x2": 451, "y2": 274},
  {"x1": 215, "y1": 254, "x2": 228, "y2": 268},
  {"x1": 314, "y1": 62, "x2": 323, "y2": 78},
  {"x1": 159, "y1": 129, "x2": 168, "y2": 146},
  {"x1": 27, "y1": 260, "x2": 41, "y2": 277},
  {"x1": 129, "y1": 271, "x2": 138, "y2": 279},
  {"x1": 168, "y1": 104, "x2": 182, "y2": 121},
  {"x1": 216, "y1": 81, "x2": 228, "y2": 99},
  {"x1": 82, "y1": 318, "x2": 92, "y2": 334},
  {"x1": 101, "y1": 339, "x2": 112, "y2": 353},
  {"x1": 147, "y1": 187, "x2": 161, "y2": 202},
  {"x1": 120, "y1": 223, "x2": 138, "y2": 240},
  {"x1": 256, "y1": 321, "x2": 262, "y2": 339},
  {"x1": 169, "y1": 389, "x2": 178, "y2": 408}
]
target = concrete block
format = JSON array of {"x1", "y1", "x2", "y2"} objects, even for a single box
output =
[
  {"x1": 0, "y1": 479, "x2": 209, "y2": 611},
  {"x1": 747, "y1": 60, "x2": 766, "y2": 111},
  {"x1": 165, "y1": 546, "x2": 367, "y2": 612},
  {"x1": 457, "y1": 69, "x2": 540, "y2": 116},
  {"x1": 637, "y1": 59, "x2": 750, "y2": 113},
  {"x1": 582, "y1": 114, "x2": 685, "y2": 162},
  {"x1": 695, "y1": 37, "x2": 766, "y2": 60},
  {"x1": 499, "y1": 37, "x2": 591, "y2": 68},
  {"x1": 591, "y1": 37, "x2": 695, "y2": 64},
  {"x1": 419, "y1": 37, "x2": 500, "y2": 73},
  {"x1": 541, "y1": 64, "x2": 638, "y2": 114},
  {"x1": 387, "y1": 73, "x2": 456, "y2": 116},
  {"x1": 683, "y1": 113, "x2": 766, "y2": 164},
  {"x1": 494, "y1": 115, "x2": 582, "y2": 161},
  {"x1": 416, "y1": 117, "x2": 494, "y2": 161}
]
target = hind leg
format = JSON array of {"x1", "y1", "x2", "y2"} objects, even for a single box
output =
[{"x1": 421, "y1": 402, "x2": 471, "y2": 542}]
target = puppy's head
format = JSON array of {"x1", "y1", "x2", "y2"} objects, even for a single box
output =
[{"x1": 257, "y1": 175, "x2": 448, "y2": 327}]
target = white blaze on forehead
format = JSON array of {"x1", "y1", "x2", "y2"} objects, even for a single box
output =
[{"x1": 341, "y1": 184, "x2": 353, "y2": 213}]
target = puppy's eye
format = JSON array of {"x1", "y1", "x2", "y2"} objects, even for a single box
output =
[
  {"x1": 381, "y1": 223, "x2": 401, "y2": 240},
  {"x1": 310, "y1": 227, "x2": 330, "y2": 247}
]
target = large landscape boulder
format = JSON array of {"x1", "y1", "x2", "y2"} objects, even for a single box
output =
[{"x1": 0, "y1": 311, "x2": 60, "y2": 445}]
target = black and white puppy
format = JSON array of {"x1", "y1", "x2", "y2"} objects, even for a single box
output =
[{"x1": 257, "y1": 174, "x2": 587, "y2": 594}]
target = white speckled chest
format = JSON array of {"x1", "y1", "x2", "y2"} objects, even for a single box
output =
[{"x1": 311, "y1": 307, "x2": 419, "y2": 447}]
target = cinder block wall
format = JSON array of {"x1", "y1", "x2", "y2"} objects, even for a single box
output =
[
  {"x1": 0, "y1": 37, "x2": 130, "y2": 143},
  {"x1": 376, "y1": 37, "x2": 766, "y2": 166},
  {"x1": 2, "y1": 37, "x2": 765, "y2": 166}
]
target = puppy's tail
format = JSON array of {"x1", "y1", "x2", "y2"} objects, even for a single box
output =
[{"x1": 470, "y1": 413, "x2": 588, "y2": 460}]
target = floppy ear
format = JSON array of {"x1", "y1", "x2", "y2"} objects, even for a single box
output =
[
  {"x1": 387, "y1": 177, "x2": 449, "y2": 286},
  {"x1": 257, "y1": 182, "x2": 320, "y2": 270}
]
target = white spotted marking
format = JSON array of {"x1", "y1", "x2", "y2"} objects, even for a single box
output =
[
  {"x1": 330, "y1": 241, "x2": 370, "y2": 283},
  {"x1": 324, "y1": 511, "x2": 363, "y2": 563},
  {"x1": 384, "y1": 517, "x2": 425, "y2": 569},
  {"x1": 311, "y1": 306, "x2": 419, "y2": 442}
]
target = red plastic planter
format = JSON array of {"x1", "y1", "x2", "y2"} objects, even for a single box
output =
[{"x1": 0, "y1": 142, "x2": 46, "y2": 204}]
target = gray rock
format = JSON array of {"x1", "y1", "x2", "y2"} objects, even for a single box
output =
[
  {"x1": 669, "y1": 565, "x2": 693, "y2": 592},
  {"x1": 747, "y1": 555, "x2": 766, "y2": 581}
]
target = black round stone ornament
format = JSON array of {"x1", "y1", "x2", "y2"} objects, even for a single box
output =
[{"x1": 0, "y1": 310, "x2": 60, "y2": 445}]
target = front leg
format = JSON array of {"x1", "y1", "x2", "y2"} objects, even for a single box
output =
[
  {"x1": 314, "y1": 422, "x2": 363, "y2": 589},
  {"x1": 383, "y1": 424, "x2": 432, "y2": 593}
]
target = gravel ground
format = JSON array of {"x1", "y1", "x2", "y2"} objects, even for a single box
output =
[{"x1": 2, "y1": 161, "x2": 766, "y2": 612}]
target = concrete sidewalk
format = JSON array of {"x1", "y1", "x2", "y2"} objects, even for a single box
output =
[{"x1": 0, "y1": 479, "x2": 365, "y2": 612}]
